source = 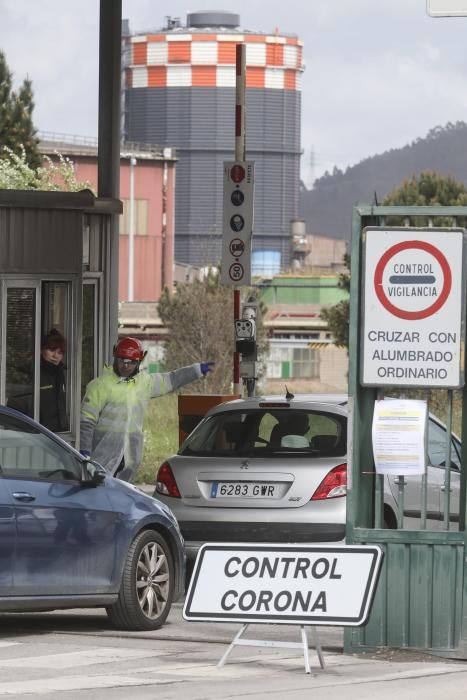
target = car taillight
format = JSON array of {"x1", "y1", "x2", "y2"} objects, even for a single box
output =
[
  {"x1": 155, "y1": 462, "x2": 181, "y2": 498},
  {"x1": 311, "y1": 463, "x2": 347, "y2": 500}
]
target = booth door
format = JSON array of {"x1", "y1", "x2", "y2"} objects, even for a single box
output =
[
  {"x1": 1, "y1": 279, "x2": 75, "y2": 435},
  {"x1": 2, "y1": 282, "x2": 37, "y2": 420}
]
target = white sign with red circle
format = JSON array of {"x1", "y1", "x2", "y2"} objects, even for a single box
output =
[{"x1": 362, "y1": 228, "x2": 465, "y2": 388}]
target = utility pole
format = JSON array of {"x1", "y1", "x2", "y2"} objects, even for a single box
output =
[
  {"x1": 128, "y1": 156, "x2": 136, "y2": 301},
  {"x1": 233, "y1": 44, "x2": 246, "y2": 395}
]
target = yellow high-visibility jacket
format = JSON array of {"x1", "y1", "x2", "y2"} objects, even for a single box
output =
[{"x1": 80, "y1": 363, "x2": 202, "y2": 476}]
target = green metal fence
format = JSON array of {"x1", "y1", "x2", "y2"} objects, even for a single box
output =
[{"x1": 345, "y1": 204, "x2": 467, "y2": 658}]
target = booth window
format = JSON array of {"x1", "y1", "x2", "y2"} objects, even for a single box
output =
[
  {"x1": 42, "y1": 282, "x2": 69, "y2": 334},
  {"x1": 292, "y1": 347, "x2": 320, "y2": 379},
  {"x1": 5, "y1": 288, "x2": 36, "y2": 419},
  {"x1": 119, "y1": 198, "x2": 148, "y2": 236},
  {"x1": 3, "y1": 280, "x2": 72, "y2": 434}
]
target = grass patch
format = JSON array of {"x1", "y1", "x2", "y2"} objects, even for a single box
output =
[{"x1": 139, "y1": 393, "x2": 179, "y2": 484}]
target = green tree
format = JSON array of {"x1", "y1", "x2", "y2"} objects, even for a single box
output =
[
  {"x1": 320, "y1": 253, "x2": 350, "y2": 348},
  {"x1": 0, "y1": 51, "x2": 41, "y2": 169},
  {"x1": 0, "y1": 146, "x2": 93, "y2": 192},
  {"x1": 383, "y1": 170, "x2": 467, "y2": 208},
  {"x1": 382, "y1": 170, "x2": 467, "y2": 229},
  {"x1": 158, "y1": 271, "x2": 268, "y2": 393}
]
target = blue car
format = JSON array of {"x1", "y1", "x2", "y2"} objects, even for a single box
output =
[{"x1": 0, "y1": 405, "x2": 185, "y2": 631}]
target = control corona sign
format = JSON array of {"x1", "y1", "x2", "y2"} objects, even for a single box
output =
[
  {"x1": 183, "y1": 544, "x2": 383, "y2": 626},
  {"x1": 221, "y1": 161, "x2": 254, "y2": 286},
  {"x1": 361, "y1": 228, "x2": 466, "y2": 388}
]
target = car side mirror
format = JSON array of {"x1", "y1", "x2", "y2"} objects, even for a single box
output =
[{"x1": 83, "y1": 459, "x2": 107, "y2": 486}]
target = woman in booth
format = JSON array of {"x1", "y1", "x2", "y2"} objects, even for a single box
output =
[
  {"x1": 8, "y1": 328, "x2": 69, "y2": 433},
  {"x1": 39, "y1": 328, "x2": 69, "y2": 432}
]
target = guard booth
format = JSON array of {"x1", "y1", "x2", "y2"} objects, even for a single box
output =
[
  {"x1": 0, "y1": 189, "x2": 122, "y2": 448},
  {"x1": 346, "y1": 204, "x2": 467, "y2": 658}
]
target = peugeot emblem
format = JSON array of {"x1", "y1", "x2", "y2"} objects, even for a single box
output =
[{"x1": 241, "y1": 460, "x2": 249, "y2": 469}]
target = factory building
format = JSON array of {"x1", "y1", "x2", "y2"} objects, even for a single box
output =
[{"x1": 123, "y1": 10, "x2": 304, "y2": 271}]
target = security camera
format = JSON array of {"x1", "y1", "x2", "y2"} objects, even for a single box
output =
[
  {"x1": 242, "y1": 305, "x2": 257, "y2": 320},
  {"x1": 235, "y1": 319, "x2": 256, "y2": 339}
]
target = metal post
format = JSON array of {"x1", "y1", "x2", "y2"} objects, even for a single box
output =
[
  {"x1": 98, "y1": 0, "x2": 122, "y2": 353},
  {"x1": 98, "y1": 0, "x2": 121, "y2": 199},
  {"x1": 397, "y1": 476, "x2": 405, "y2": 529},
  {"x1": 235, "y1": 44, "x2": 246, "y2": 162},
  {"x1": 374, "y1": 388, "x2": 384, "y2": 528},
  {"x1": 161, "y1": 159, "x2": 168, "y2": 290},
  {"x1": 128, "y1": 156, "x2": 136, "y2": 301},
  {"x1": 233, "y1": 290, "x2": 241, "y2": 392},
  {"x1": 443, "y1": 389, "x2": 453, "y2": 529},
  {"x1": 233, "y1": 43, "x2": 246, "y2": 395},
  {"x1": 420, "y1": 389, "x2": 429, "y2": 529}
]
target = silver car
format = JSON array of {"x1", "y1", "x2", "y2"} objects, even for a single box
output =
[{"x1": 154, "y1": 394, "x2": 461, "y2": 560}]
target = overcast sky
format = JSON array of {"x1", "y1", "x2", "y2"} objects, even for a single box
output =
[{"x1": 2, "y1": 0, "x2": 467, "y2": 186}]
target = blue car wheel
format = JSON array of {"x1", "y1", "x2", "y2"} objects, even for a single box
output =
[{"x1": 106, "y1": 529, "x2": 174, "y2": 631}]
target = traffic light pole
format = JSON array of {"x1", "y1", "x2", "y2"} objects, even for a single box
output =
[{"x1": 233, "y1": 43, "x2": 246, "y2": 395}]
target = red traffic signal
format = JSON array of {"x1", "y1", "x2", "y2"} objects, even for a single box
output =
[{"x1": 230, "y1": 164, "x2": 245, "y2": 183}]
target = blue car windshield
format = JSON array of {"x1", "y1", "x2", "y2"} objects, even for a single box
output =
[
  {"x1": 179, "y1": 409, "x2": 346, "y2": 458},
  {"x1": 0, "y1": 411, "x2": 79, "y2": 481}
]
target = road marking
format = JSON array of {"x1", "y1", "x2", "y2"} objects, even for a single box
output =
[
  {"x1": 1, "y1": 666, "x2": 464, "y2": 699},
  {"x1": 152, "y1": 663, "x2": 262, "y2": 678},
  {"x1": 0, "y1": 646, "x2": 159, "y2": 669},
  {"x1": 0, "y1": 675, "x2": 176, "y2": 696}
]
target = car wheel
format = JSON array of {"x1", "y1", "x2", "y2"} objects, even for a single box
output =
[{"x1": 106, "y1": 529, "x2": 174, "y2": 631}]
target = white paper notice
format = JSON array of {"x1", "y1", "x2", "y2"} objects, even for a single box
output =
[{"x1": 372, "y1": 399, "x2": 427, "y2": 475}]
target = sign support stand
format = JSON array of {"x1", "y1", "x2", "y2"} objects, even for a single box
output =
[
  {"x1": 185, "y1": 544, "x2": 383, "y2": 669},
  {"x1": 217, "y1": 623, "x2": 326, "y2": 674}
]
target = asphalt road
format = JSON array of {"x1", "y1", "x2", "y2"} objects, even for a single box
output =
[{"x1": 0, "y1": 603, "x2": 467, "y2": 699}]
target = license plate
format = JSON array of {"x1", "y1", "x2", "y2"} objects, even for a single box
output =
[{"x1": 210, "y1": 482, "x2": 279, "y2": 498}]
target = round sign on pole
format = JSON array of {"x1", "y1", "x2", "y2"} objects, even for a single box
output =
[
  {"x1": 231, "y1": 190, "x2": 245, "y2": 206},
  {"x1": 230, "y1": 214, "x2": 245, "y2": 232},
  {"x1": 229, "y1": 262, "x2": 244, "y2": 282},
  {"x1": 373, "y1": 240, "x2": 451, "y2": 320},
  {"x1": 229, "y1": 238, "x2": 245, "y2": 257}
]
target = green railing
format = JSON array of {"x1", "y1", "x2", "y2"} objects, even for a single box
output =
[{"x1": 345, "y1": 204, "x2": 467, "y2": 658}]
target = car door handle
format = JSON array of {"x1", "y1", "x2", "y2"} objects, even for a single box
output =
[{"x1": 12, "y1": 492, "x2": 36, "y2": 502}]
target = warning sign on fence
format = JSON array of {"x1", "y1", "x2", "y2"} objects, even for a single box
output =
[{"x1": 361, "y1": 227, "x2": 466, "y2": 388}]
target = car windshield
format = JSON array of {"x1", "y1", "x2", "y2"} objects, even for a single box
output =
[
  {"x1": 180, "y1": 409, "x2": 346, "y2": 458},
  {"x1": 0, "y1": 411, "x2": 80, "y2": 480}
]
